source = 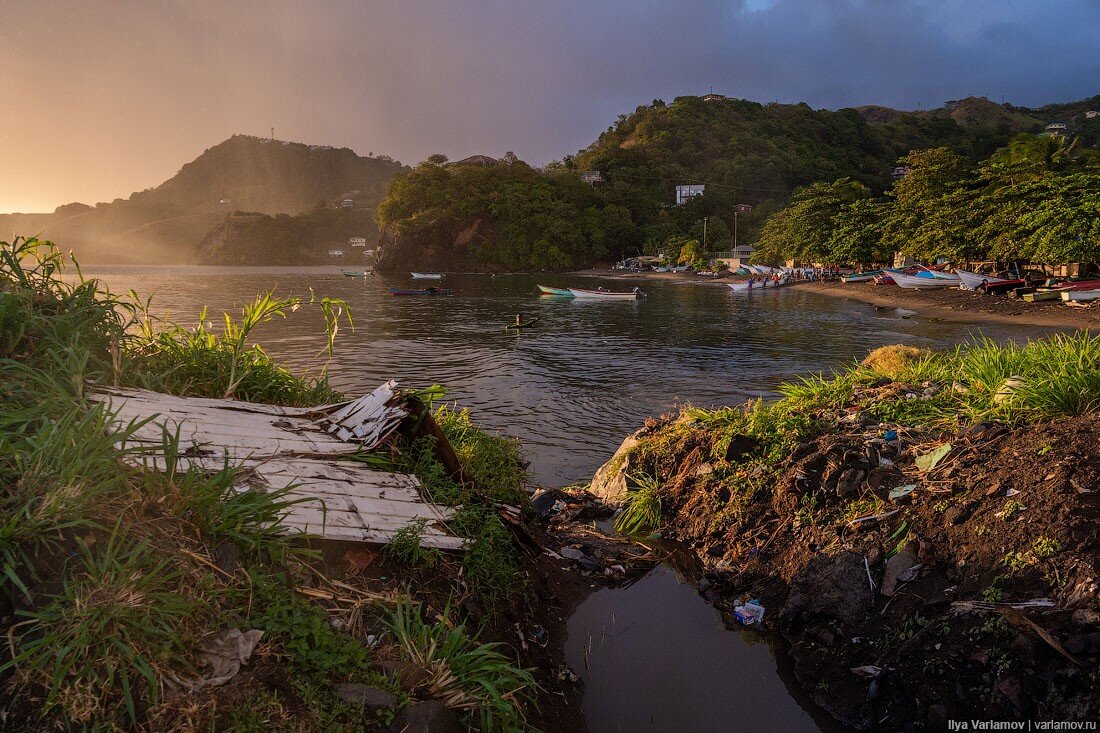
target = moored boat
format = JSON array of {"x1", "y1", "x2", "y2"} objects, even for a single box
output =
[
  {"x1": 568, "y1": 287, "x2": 644, "y2": 300},
  {"x1": 411, "y1": 272, "x2": 443, "y2": 280},
  {"x1": 1022, "y1": 288, "x2": 1071, "y2": 302},
  {"x1": 391, "y1": 287, "x2": 452, "y2": 297},
  {"x1": 537, "y1": 285, "x2": 574, "y2": 297}
]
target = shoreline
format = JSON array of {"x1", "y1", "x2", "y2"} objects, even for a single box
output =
[{"x1": 571, "y1": 268, "x2": 1098, "y2": 329}]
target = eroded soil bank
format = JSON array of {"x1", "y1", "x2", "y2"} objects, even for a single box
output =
[{"x1": 588, "y1": 350, "x2": 1099, "y2": 729}]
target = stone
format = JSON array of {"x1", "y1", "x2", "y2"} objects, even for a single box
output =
[
  {"x1": 390, "y1": 700, "x2": 463, "y2": 733},
  {"x1": 926, "y1": 703, "x2": 949, "y2": 731},
  {"x1": 334, "y1": 683, "x2": 396, "y2": 709},
  {"x1": 576, "y1": 556, "x2": 601, "y2": 572},
  {"x1": 782, "y1": 551, "x2": 873, "y2": 622},
  {"x1": 589, "y1": 431, "x2": 642, "y2": 505},
  {"x1": 560, "y1": 547, "x2": 586, "y2": 561}
]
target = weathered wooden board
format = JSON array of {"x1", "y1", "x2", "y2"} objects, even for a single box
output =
[{"x1": 90, "y1": 383, "x2": 462, "y2": 549}]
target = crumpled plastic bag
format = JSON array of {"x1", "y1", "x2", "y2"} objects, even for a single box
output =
[{"x1": 197, "y1": 628, "x2": 264, "y2": 688}]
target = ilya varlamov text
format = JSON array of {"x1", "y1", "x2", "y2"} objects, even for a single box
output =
[{"x1": 948, "y1": 723, "x2": 1097, "y2": 731}]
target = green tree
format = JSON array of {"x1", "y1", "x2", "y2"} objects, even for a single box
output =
[{"x1": 753, "y1": 178, "x2": 870, "y2": 264}]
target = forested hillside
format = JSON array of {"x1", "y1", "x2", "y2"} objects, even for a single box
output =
[{"x1": 0, "y1": 136, "x2": 406, "y2": 263}]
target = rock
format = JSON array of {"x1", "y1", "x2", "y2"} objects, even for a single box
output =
[
  {"x1": 1010, "y1": 632, "x2": 1044, "y2": 665},
  {"x1": 390, "y1": 700, "x2": 463, "y2": 733},
  {"x1": 576, "y1": 556, "x2": 601, "y2": 572},
  {"x1": 944, "y1": 500, "x2": 977, "y2": 525},
  {"x1": 1063, "y1": 634, "x2": 1089, "y2": 656},
  {"x1": 782, "y1": 551, "x2": 874, "y2": 622},
  {"x1": 378, "y1": 659, "x2": 429, "y2": 689},
  {"x1": 926, "y1": 704, "x2": 949, "y2": 731},
  {"x1": 213, "y1": 540, "x2": 241, "y2": 575},
  {"x1": 835, "y1": 468, "x2": 866, "y2": 498},
  {"x1": 334, "y1": 683, "x2": 396, "y2": 709},
  {"x1": 881, "y1": 541, "x2": 921, "y2": 596},
  {"x1": 589, "y1": 431, "x2": 642, "y2": 505},
  {"x1": 559, "y1": 547, "x2": 586, "y2": 561}
]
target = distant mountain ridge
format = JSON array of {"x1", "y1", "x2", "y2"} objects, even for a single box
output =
[{"x1": 0, "y1": 135, "x2": 406, "y2": 263}]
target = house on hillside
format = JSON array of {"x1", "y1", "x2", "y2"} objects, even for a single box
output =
[
  {"x1": 1085, "y1": 111, "x2": 1100, "y2": 119},
  {"x1": 1044, "y1": 121, "x2": 1068, "y2": 136},
  {"x1": 701, "y1": 93, "x2": 726, "y2": 102},
  {"x1": 891, "y1": 166, "x2": 912, "y2": 180},
  {"x1": 349, "y1": 237, "x2": 367, "y2": 247},
  {"x1": 712, "y1": 244, "x2": 755, "y2": 269},
  {"x1": 675, "y1": 184, "x2": 705, "y2": 205},
  {"x1": 580, "y1": 170, "x2": 604, "y2": 185},
  {"x1": 341, "y1": 199, "x2": 355, "y2": 208},
  {"x1": 447, "y1": 155, "x2": 499, "y2": 167}
]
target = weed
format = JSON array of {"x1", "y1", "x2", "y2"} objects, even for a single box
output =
[
  {"x1": 980, "y1": 579, "x2": 1004, "y2": 603},
  {"x1": 387, "y1": 597, "x2": 536, "y2": 732},
  {"x1": 1031, "y1": 536, "x2": 1061, "y2": 558},
  {"x1": 614, "y1": 473, "x2": 663, "y2": 535},
  {"x1": 1000, "y1": 499, "x2": 1024, "y2": 521},
  {"x1": 1002, "y1": 551, "x2": 1030, "y2": 571},
  {"x1": 450, "y1": 508, "x2": 523, "y2": 609},
  {"x1": 933, "y1": 499, "x2": 951, "y2": 513},
  {"x1": 3, "y1": 525, "x2": 202, "y2": 725},
  {"x1": 385, "y1": 518, "x2": 445, "y2": 567}
]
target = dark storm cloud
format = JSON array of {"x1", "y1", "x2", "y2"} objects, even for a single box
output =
[{"x1": 2, "y1": 0, "x2": 1098, "y2": 211}]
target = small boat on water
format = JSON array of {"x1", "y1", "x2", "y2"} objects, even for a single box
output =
[
  {"x1": 955, "y1": 269, "x2": 1009, "y2": 290},
  {"x1": 568, "y1": 287, "x2": 644, "y2": 300},
  {"x1": 391, "y1": 287, "x2": 452, "y2": 297},
  {"x1": 411, "y1": 272, "x2": 444, "y2": 280},
  {"x1": 537, "y1": 285, "x2": 574, "y2": 297},
  {"x1": 342, "y1": 269, "x2": 373, "y2": 278},
  {"x1": 842, "y1": 270, "x2": 883, "y2": 284}
]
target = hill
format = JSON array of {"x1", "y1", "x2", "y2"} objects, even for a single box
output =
[{"x1": 0, "y1": 135, "x2": 406, "y2": 263}]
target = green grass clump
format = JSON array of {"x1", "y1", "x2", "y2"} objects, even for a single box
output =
[
  {"x1": 435, "y1": 404, "x2": 529, "y2": 506},
  {"x1": 614, "y1": 474, "x2": 663, "y2": 535},
  {"x1": 127, "y1": 290, "x2": 349, "y2": 406},
  {"x1": 387, "y1": 597, "x2": 536, "y2": 732},
  {"x1": 385, "y1": 518, "x2": 445, "y2": 567},
  {"x1": 3, "y1": 526, "x2": 204, "y2": 726}
]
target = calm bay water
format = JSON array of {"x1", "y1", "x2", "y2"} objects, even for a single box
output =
[{"x1": 82, "y1": 266, "x2": 1055, "y2": 487}]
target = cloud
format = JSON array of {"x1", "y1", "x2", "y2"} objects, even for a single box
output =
[{"x1": 1, "y1": 0, "x2": 1098, "y2": 211}]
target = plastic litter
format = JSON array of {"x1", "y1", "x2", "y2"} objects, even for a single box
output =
[
  {"x1": 733, "y1": 599, "x2": 765, "y2": 625},
  {"x1": 888, "y1": 484, "x2": 917, "y2": 501},
  {"x1": 883, "y1": 430, "x2": 898, "y2": 442},
  {"x1": 915, "y1": 443, "x2": 952, "y2": 472}
]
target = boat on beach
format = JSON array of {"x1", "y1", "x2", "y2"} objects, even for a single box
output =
[
  {"x1": 728, "y1": 277, "x2": 788, "y2": 292},
  {"x1": 1061, "y1": 289, "x2": 1100, "y2": 302},
  {"x1": 537, "y1": 285, "x2": 574, "y2": 297},
  {"x1": 890, "y1": 271, "x2": 957, "y2": 289},
  {"x1": 568, "y1": 287, "x2": 644, "y2": 300},
  {"x1": 842, "y1": 270, "x2": 882, "y2": 283},
  {"x1": 1022, "y1": 288, "x2": 1071, "y2": 302},
  {"x1": 391, "y1": 287, "x2": 452, "y2": 297},
  {"x1": 411, "y1": 272, "x2": 443, "y2": 280},
  {"x1": 955, "y1": 269, "x2": 1009, "y2": 290}
]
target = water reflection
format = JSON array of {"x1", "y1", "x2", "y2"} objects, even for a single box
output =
[{"x1": 81, "y1": 267, "x2": 1059, "y2": 486}]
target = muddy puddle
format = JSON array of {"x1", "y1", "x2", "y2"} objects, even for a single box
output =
[{"x1": 565, "y1": 547, "x2": 839, "y2": 732}]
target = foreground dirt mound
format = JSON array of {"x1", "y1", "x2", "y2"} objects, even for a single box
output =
[{"x1": 622, "y1": 407, "x2": 1099, "y2": 729}]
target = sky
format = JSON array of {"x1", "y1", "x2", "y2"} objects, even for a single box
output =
[{"x1": 2, "y1": 0, "x2": 1099, "y2": 213}]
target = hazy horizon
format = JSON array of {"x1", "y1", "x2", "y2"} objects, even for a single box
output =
[{"x1": 2, "y1": 0, "x2": 1099, "y2": 214}]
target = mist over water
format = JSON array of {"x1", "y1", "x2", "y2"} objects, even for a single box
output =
[{"x1": 83, "y1": 266, "x2": 1059, "y2": 486}]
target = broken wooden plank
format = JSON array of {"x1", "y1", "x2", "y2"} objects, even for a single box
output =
[{"x1": 90, "y1": 383, "x2": 463, "y2": 550}]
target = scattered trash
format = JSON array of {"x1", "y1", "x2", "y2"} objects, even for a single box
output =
[
  {"x1": 850, "y1": 665, "x2": 883, "y2": 679},
  {"x1": 1005, "y1": 488, "x2": 1021, "y2": 497},
  {"x1": 881, "y1": 541, "x2": 922, "y2": 596},
  {"x1": 888, "y1": 484, "x2": 917, "y2": 501},
  {"x1": 993, "y1": 376, "x2": 1026, "y2": 405},
  {"x1": 863, "y1": 556, "x2": 876, "y2": 592},
  {"x1": 847, "y1": 508, "x2": 902, "y2": 528},
  {"x1": 733, "y1": 599, "x2": 765, "y2": 626},
  {"x1": 915, "y1": 443, "x2": 952, "y2": 472},
  {"x1": 883, "y1": 430, "x2": 898, "y2": 442},
  {"x1": 195, "y1": 628, "x2": 264, "y2": 688}
]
